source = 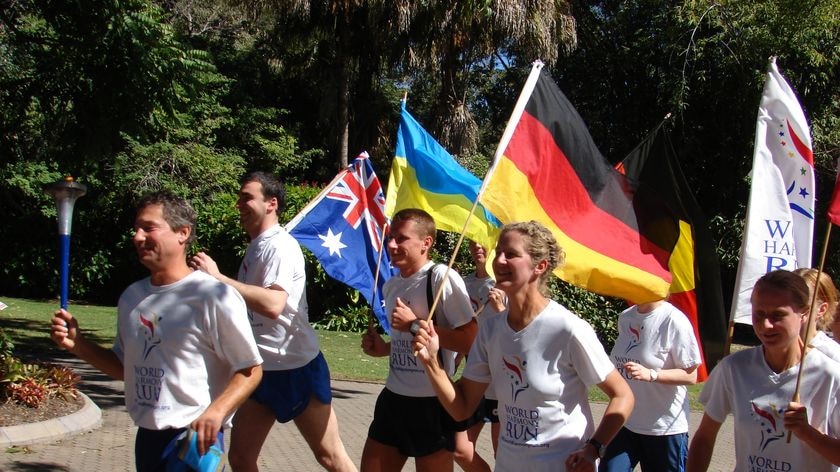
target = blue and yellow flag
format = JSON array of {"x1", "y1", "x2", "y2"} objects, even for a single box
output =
[{"x1": 386, "y1": 102, "x2": 500, "y2": 250}]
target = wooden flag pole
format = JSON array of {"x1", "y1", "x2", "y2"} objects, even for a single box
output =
[
  {"x1": 723, "y1": 320, "x2": 736, "y2": 356},
  {"x1": 425, "y1": 195, "x2": 484, "y2": 325},
  {"x1": 424, "y1": 63, "x2": 547, "y2": 326},
  {"x1": 368, "y1": 222, "x2": 388, "y2": 331},
  {"x1": 786, "y1": 222, "x2": 833, "y2": 442}
]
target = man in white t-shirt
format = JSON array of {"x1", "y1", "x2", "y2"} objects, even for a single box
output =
[
  {"x1": 361, "y1": 208, "x2": 478, "y2": 472},
  {"x1": 51, "y1": 192, "x2": 263, "y2": 472},
  {"x1": 191, "y1": 172, "x2": 356, "y2": 472}
]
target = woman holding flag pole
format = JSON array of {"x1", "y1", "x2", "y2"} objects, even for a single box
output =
[
  {"x1": 412, "y1": 221, "x2": 634, "y2": 472},
  {"x1": 687, "y1": 270, "x2": 840, "y2": 471}
]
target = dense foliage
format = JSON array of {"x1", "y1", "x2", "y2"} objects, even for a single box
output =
[{"x1": 1, "y1": 0, "x2": 837, "y2": 335}]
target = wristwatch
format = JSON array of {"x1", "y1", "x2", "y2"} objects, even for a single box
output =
[
  {"x1": 586, "y1": 438, "x2": 606, "y2": 459},
  {"x1": 409, "y1": 319, "x2": 421, "y2": 335},
  {"x1": 649, "y1": 368, "x2": 659, "y2": 382}
]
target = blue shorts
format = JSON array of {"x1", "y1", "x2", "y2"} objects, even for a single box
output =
[
  {"x1": 251, "y1": 351, "x2": 333, "y2": 423},
  {"x1": 599, "y1": 426, "x2": 688, "y2": 472},
  {"x1": 368, "y1": 388, "x2": 456, "y2": 457}
]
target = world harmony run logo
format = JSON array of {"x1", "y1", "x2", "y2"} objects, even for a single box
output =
[
  {"x1": 624, "y1": 324, "x2": 642, "y2": 354},
  {"x1": 502, "y1": 356, "x2": 529, "y2": 401},
  {"x1": 138, "y1": 312, "x2": 162, "y2": 361},
  {"x1": 750, "y1": 401, "x2": 786, "y2": 451}
]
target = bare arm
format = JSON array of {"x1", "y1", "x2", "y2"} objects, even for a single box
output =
[
  {"x1": 51, "y1": 309, "x2": 124, "y2": 380},
  {"x1": 687, "y1": 413, "x2": 723, "y2": 472},
  {"x1": 565, "y1": 370, "x2": 635, "y2": 472},
  {"x1": 623, "y1": 361, "x2": 699, "y2": 385},
  {"x1": 413, "y1": 321, "x2": 487, "y2": 420},
  {"x1": 191, "y1": 364, "x2": 263, "y2": 455},
  {"x1": 784, "y1": 401, "x2": 840, "y2": 465},
  {"x1": 191, "y1": 252, "x2": 288, "y2": 319},
  {"x1": 436, "y1": 318, "x2": 478, "y2": 354}
]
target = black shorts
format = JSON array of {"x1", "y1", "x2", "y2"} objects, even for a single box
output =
[
  {"x1": 447, "y1": 396, "x2": 486, "y2": 432},
  {"x1": 483, "y1": 398, "x2": 500, "y2": 424},
  {"x1": 368, "y1": 388, "x2": 456, "y2": 457}
]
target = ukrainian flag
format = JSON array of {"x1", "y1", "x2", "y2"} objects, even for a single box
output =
[{"x1": 385, "y1": 102, "x2": 500, "y2": 250}]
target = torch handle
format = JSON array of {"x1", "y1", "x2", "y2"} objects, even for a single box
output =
[{"x1": 59, "y1": 234, "x2": 71, "y2": 310}]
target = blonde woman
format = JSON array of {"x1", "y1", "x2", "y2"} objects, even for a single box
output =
[{"x1": 413, "y1": 221, "x2": 633, "y2": 472}]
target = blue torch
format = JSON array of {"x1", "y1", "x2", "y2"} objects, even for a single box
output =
[{"x1": 45, "y1": 176, "x2": 87, "y2": 309}]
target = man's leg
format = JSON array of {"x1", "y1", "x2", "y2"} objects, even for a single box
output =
[
  {"x1": 294, "y1": 397, "x2": 357, "y2": 472},
  {"x1": 361, "y1": 438, "x2": 408, "y2": 472},
  {"x1": 229, "y1": 398, "x2": 277, "y2": 472}
]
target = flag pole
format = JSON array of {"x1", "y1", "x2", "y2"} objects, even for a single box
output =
[
  {"x1": 425, "y1": 61, "x2": 545, "y2": 326},
  {"x1": 786, "y1": 222, "x2": 832, "y2": 442},
  {"x1": 368, "y1": 222, "x2": 388, "y2": 330}
]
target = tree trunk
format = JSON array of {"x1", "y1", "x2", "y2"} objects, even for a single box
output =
[{"x1": 336, "y1": 25, "x2": 350, "y2": 169}]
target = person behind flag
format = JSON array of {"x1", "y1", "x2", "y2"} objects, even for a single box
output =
[
  {"x1": 793, "y1": 268, "x2": 840, "y2": 362},
  {"x1": 687, "y1": 270, "x2": 840, "y2": 471},
  {"x1": 360, "y1": 208, "x2": 478, "y2": 472},
  {"x1": 190, "y1": 172, "x2": 356, "y2": 472},
  {"x1": 50, "y1": 191, "x2": 263, "y2": 471},
  {"x1": 600, "y1": 299, "x2": 701, "y2": 472},
  {"x1": 452, "y1": 241, "x2": 507, "y2": 471},
  {"x1": 412, "y1": 221, "x2": 634, "y2": 472}
]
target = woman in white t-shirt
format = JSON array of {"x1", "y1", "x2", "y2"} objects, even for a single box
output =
[
  {"x1": 793, "y1": 268, "x2": 840, "y2": 362},
  {"x1": 687, "y1": 270, "x2": 840, "y2": 471},
  {"x1": 413, "y1": 221, "x2": 634, "y2": 472},
  {"x1": 601, "y1": 299, "x2": 702, "y2": 471}
]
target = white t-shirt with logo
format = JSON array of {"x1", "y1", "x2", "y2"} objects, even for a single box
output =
[
  {"x1": 238, "y1": 224, "x2": 320, "y2": 370},
  {"x1": 463, "y1": 300, "x2": 614, "y2": 472},
  {"x1": 700, "y1": 346, "x2": 840, "y2": 472},
  {"x1": 113, "y1": 270, "x2": 262, "y2": 430},
  {"x1": 463, "y1": 273, "x2": 495, "y2": 317},
  {"x1": 384, "y1": 261, "x2": 474, "y2": 397},
  {"x1": 610, "y1": 302, "x2": 702, "y2": 435}
]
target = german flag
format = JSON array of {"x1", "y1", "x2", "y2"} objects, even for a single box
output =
[
  {"x1": 480, "y1": 63, "x2": 678, "y2": 304},
  {"x1": 618, "y1": 121, "x2": 727, "y2": 380}
]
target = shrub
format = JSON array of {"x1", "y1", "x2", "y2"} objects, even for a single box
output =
[
  {"x1": 1, "y1": 356, "x2": 80, "y2": 408},
  {"x1": 7, "y1": 379, "x2": 49, "y2": 408}
]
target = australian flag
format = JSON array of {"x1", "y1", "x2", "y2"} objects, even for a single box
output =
[{"x1": 286, "y1": 152, "x2": 394, "y2": 333}]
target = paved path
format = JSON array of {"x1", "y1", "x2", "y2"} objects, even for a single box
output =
[{"x1": 0, "y1": 357, "x2": 735, "y2": 471}]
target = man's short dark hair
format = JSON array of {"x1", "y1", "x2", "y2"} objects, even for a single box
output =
[
  {"x1": 392, "y1": 208, "x2": 436, "y2": 240},
  {"x1": 136, "y1": 191, "x2": 197, "y2": 246},
  {"x1": 241, "y1": 171, "x2": 286, "y2": 215}
]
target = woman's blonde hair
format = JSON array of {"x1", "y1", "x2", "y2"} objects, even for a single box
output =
[
  {"x1": 793, "y1": 268, "x2": 839, "y2": 330},
  {"x1": 500, "y1": 221, "x2": 565, "y2": 295}
]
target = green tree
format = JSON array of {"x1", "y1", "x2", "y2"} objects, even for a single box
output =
[
  {"x1": 0, "y1": 0, "x2": 248, "y2": 301},
  {"x1": 554, "y1": 0, "x2": 839, "y2": 306}
]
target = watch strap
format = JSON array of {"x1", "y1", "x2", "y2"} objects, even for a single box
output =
[{"x1": 586, "y1": 438, "x2": 606, "y2": 459}]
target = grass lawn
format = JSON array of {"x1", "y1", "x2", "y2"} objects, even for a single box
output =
[{"x1": 1, "y1": 296, "x2": 709, "y2": 408}]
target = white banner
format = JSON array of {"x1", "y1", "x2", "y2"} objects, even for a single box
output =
[{"x1": 730, "y1": 58, "x2": 815, "y2": 325}]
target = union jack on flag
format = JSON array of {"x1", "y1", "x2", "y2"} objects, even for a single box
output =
[
  {"x1": 326, "y1": 152, "x2": 388, "y2": 251},
  {"x1": 286, "y1": 152, "x2": 395, "y2": 332}
]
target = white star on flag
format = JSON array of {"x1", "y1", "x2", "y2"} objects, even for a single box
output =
[{"x1": 319, "y1": 228, "x2": 347, "y2": 257}]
